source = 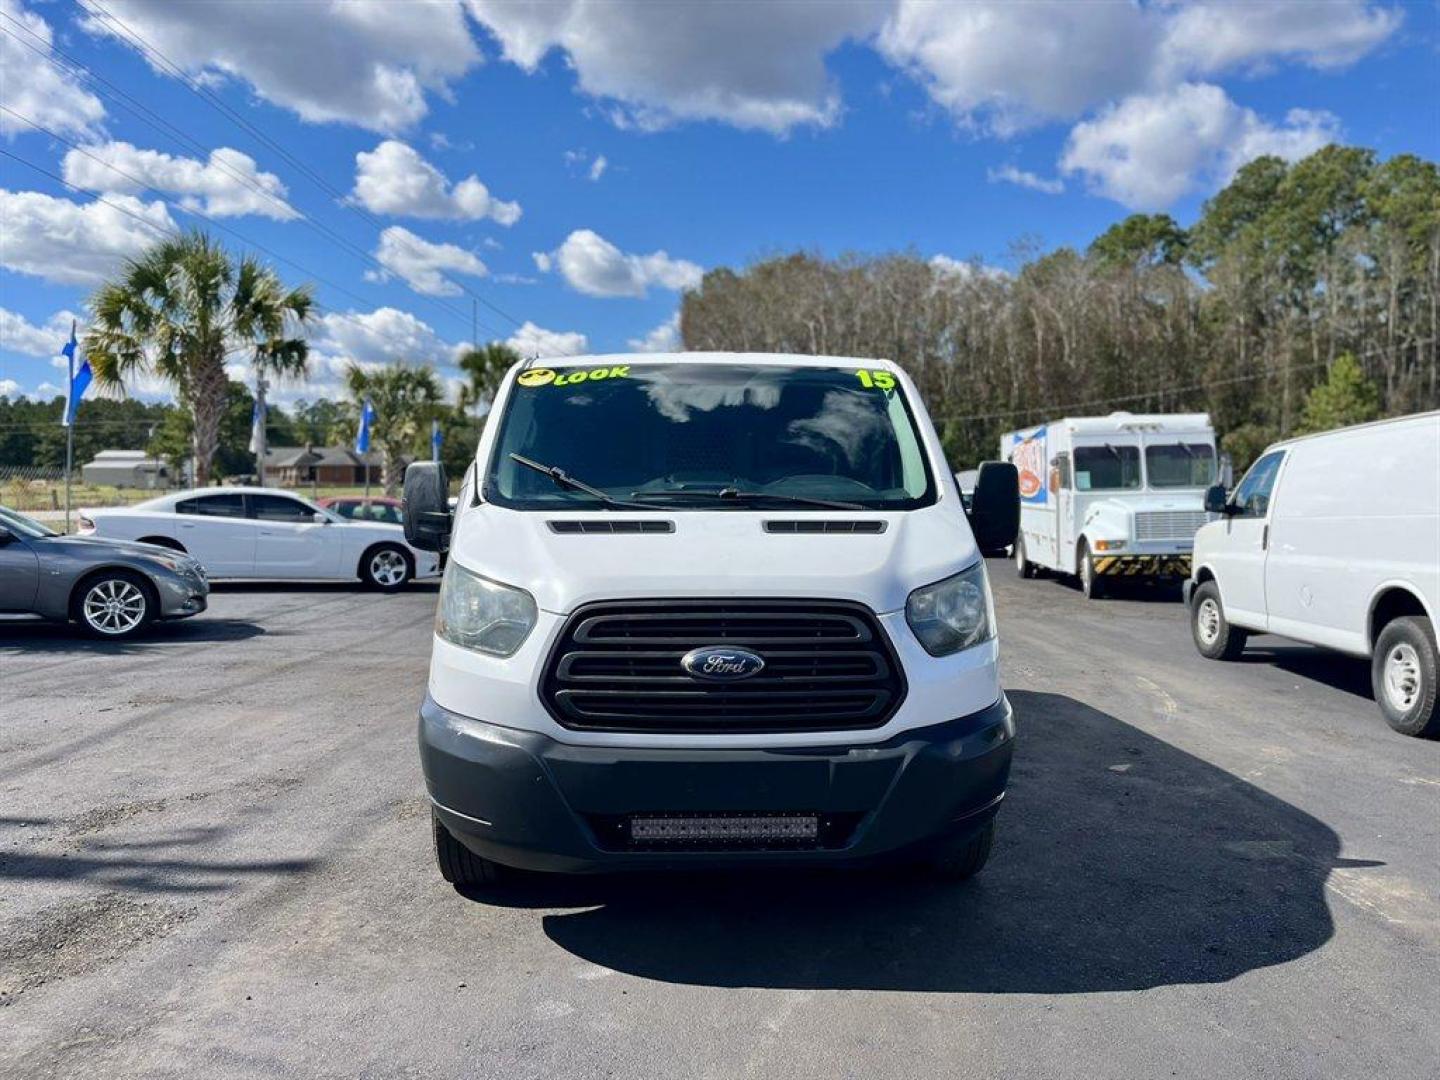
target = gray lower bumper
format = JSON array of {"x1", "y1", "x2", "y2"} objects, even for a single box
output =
[{"x1": 419, "y1": 693, "x2": 1015, "y2": 873}]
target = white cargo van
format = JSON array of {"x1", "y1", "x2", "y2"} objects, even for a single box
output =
[
  {"x1": 1002, "y1": 413, "x2": 1217, "y2": 597},
  {"x1": 1188, "y1": 411, "x2": 1439, "y2": 736},
  {"x1": 402, "y1": 353, "x2": 1020, "y2": 887}
]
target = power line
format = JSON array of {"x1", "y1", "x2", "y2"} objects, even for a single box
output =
[
  {"x1": 0, "y1": 83, "x2": 506, "y2": 342},
  {"x1": 79, "y1": 0, "x2": 534, "y2": 336},
  {"x1": 933, "y1": 337, "x2": 1437, "y2": 426}
]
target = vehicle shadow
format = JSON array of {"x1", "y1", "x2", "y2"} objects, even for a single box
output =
[
  {"x1": 0, "y1": 618, "x2": 265, "y2": 653},
  {"x1": 464, "y1": 690, "x2": 1353, "y2": 993},
  {"x1": 1238, "y1": 642, "x2": 1373, "y2": 701}
]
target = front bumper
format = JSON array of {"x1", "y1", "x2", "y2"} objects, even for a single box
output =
[
  {"x1": 1092, "y1": 554, "x2": 1191, "y2": 578},
  {"x1": 421, "y1": 693, "x2": 1015, "y2": 873},
  {"x1": 154, "y1": 571, "x2": 209, "y2": 620}
]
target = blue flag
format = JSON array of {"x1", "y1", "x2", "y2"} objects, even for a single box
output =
[
  {"x1": 431, "y1": 418, "x2": 442, "y2": 461},
  {"x1": 355, "y1": 397, "x2": 376, "y2": 454},
  {"x1": 61, "y1": 322, "x2": 91, "y2": 428}
]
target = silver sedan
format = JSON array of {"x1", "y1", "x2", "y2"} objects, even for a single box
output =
[{"x1": 0, "y1": 505, "x2": 209, "y2": 639}]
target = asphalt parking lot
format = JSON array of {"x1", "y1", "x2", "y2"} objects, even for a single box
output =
[{"x1": 2, "y1": 566, "x2": 1437, "y2": 1080}]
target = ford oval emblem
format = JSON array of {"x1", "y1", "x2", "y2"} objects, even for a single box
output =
[{"x1": 681, "y1": 645, "x2": 766, "y2": 681}]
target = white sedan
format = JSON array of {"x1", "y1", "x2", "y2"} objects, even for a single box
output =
[{"x1": 80, "y1": 487, "x2": 441, "y2": 590}]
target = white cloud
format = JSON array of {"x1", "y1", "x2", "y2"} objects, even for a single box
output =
[
  {"x1": 588, "y1": 155, "x2": 608, "y2": 182},
  {"x1": 1060, "y1": 83, "x2": 1342, "y2": 210},
  {"x1": 535, "y1": 229, "x2": 703, "y2": 299},
  {"x1": 878, "y1": 0, "x2": 1399, "y2": 132},
  {"x1": 0, "y1": 378, "x2": 20, "y2": 398},
  {"x1": 0, "y1": 0, "x2": 106, "y2": 140},
  {"x1": 929, "y1": 255, "x2": 1008, "y2": 281},
  {"x1": 61, "y1": 141, "x2": 298, "y2": 219},
  {"x1": 0, "y1": 189, "x2": 175, "y2": 285},
  {"x1": 310, "y1": 306, "x2": 459, "y2": 377},
  {"x1": 878, "y1": 1, "x2": 1159, "y2": 133},
  {"x1": 987, "y1": 164, "x2": 1064, "y2": 195},
  {"x1": 468, "y1": 0, "x2": 887, "y2": 134},
  {"x1": 1158, "y1": 1, "x2": 1403, "y2": 80},
  {"x1": 351, "y1": 140, "x2": 521, "y2": 223},
  {"x1": 628, "y1": 312, "x2": 681, "y2": 353},
  {"x1": 368, "y1": 225, "x2": 487, "y2": 297},
  {"x1": 0, "y1": 308, "x2": 81, "y2": 357},
  {"x1": 81, "y1": 0, "x2": 481, "y2": 133},
  {"x1": 505, "y1": 321, "x2": 588, "y2": 358}
]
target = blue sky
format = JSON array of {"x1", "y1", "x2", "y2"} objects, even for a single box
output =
[{"x1": 2, "y1": 0, "x2": 1437, "y2": 406}]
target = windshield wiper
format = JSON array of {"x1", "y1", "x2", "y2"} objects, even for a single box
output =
[
  {"x1": 508, "y1": 454, "x2": 652, "y2": 510},
  {"x1": 629, "y1": 487, "x2": 866, "y2": 511}
]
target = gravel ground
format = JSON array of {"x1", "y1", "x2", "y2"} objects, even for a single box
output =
[{"x1": 1, "y1": 565, "x2": 1437, "y2": 1079}]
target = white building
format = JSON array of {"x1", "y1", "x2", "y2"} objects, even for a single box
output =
[{"x1": 81, "y1": 449, "x2": 171, "y2": 488}]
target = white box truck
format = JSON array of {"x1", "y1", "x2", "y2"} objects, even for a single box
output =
[
  {"x1": 1002, "y1": 412, "x2": 1217, "y2": 598},
  {"x1": 1188, "y1": 411, "x2": 1439, "y2": 737},
  {"x1": 401, "y1": 353, "x2": 1021, "y2": 888}
]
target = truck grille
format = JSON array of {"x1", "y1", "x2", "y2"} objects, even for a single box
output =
[
  {"x1": 540, "y1": 599, "x2": 906, "y2": 734},
  {"x1": 1134, "y1": 510, "x2": 1209, "y2": 542}
]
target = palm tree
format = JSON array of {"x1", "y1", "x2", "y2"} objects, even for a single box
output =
[
  {"x1": 84, "y1": 231, "x2": 314, "y2": 485},
  {"x1": 456, "y1": 342, "x2": 520, "y2": 417},
  {"x1": 344, "y1": 363, "x2": 443, "y2": 495}
]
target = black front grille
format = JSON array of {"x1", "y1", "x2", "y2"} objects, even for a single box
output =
[{"x1": 540, "y1": 599, "x2": 907, "y2": 734}]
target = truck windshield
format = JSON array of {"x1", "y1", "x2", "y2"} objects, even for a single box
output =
[
  {"x1": 485, "y1": 363, "x2": 935, "y2": 510},
  {"x1": 1146, "y1": 443, "x2": 1216, "y2": 488},
  {"x1": 1073, "y1": 444, "x2": 1141, "y2": 491}
]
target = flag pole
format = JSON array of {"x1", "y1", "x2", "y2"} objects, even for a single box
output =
[{"x1": 64, "y1": 320, "x2": 75, "y2": 534}]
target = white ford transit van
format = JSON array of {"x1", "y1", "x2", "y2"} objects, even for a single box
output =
[
  {"x1": 403, "y1": 353, "x2": 1020, "y2": 887},
  {"x1": 1187, "y1": 412, "x2": 1439, "y2": 737}
]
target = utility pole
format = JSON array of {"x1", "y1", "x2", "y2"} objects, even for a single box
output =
[
  {"x1": 63, "y1": 323, "x2": 74, "y2": 534},
  {"x1": 255, "y1": 374, "x2": 269, "y2": 488}
]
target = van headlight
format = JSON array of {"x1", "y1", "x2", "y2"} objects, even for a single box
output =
[
  {"x1": 905, "y1": 562, "x2": 996, "y2": 657},
  {"x1": 436, "y1": 562, "x2": 537, "y2": 657}
]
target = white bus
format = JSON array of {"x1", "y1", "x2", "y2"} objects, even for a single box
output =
[{"x1": 1003, "y1": 412, "x2": 1217, "y2": 598}]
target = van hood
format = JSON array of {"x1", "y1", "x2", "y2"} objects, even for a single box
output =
[{"x1": 450, "y1": 505, "x2": 977, "y2": 614}]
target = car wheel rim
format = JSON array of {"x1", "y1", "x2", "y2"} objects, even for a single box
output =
[
  {"x1": 371, "y1": 550, "x2": 407, "y2": 587},
  {"x1": 1196, "y1": 598, "x2": 1221, "y2": 645},
  {"x1": 1383, "y1": 643, "x2": 1421, "y2": 712},
  {"x1": 83, "y1": 579, "x2": 146, "y2": 635}
]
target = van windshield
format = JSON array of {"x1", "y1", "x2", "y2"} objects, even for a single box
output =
[
  {"x1": 1074, "y1": 444, "x2": 1141, "y2": 490},
  {"x1": 485, "y1": 363, "x2": 935, "y2": 510},
  {"x1": 1146, "y1": 443, "x2": 1216, "y2": 488}
]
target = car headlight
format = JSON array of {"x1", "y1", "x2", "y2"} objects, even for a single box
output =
[
  {"x1": 435, "y1": 562, "x2": 537, "y2": 657},
  {"x1": 905, "y1": 562, "x2": 996, "y2": 657}
]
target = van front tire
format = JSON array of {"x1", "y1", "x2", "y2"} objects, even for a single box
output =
[
  {"x1": 929, "y1": 819, "x2": 995, "y2": 882},
  {"x1": 432, "y1": 811, "x2": 505, "y2": 888},
  {"x1": 1372, "y1": 616, "x2": 1439, "y2": 738},
  {"x1": 1191, "y1": 580, "x2": 1247, "y2": 660}
]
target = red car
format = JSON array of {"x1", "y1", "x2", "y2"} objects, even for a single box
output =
[{"x1": 316, "y1": 495, "x2": 404, "y2": 526}]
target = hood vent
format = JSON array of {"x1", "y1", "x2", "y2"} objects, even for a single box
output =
[
  {"x1": 548, "y1": 520, "x2": 674, "y2": 534},
  {"x1": 763, "y1": 520, "x2": 886, "y2": 534}
]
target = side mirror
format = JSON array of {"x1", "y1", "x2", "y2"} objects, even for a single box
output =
[
  {"x1": 403, "y1": 461, "x2": 452, "y2": 553},
  {"x1": 968, "y1": 460, "x2": 1020, "y2": 552},
  {"x1": 1204, "y1": 484, "x2": 1232, "y2": 515},
  {"x1": 312, "y1": 511, "x2": 330, "y2": 525}
]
